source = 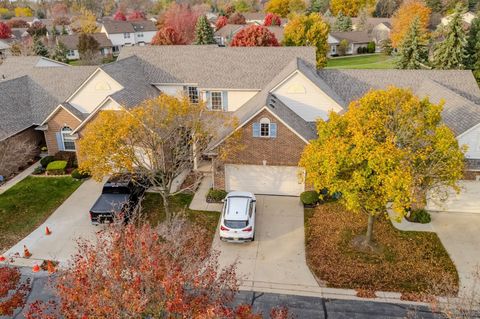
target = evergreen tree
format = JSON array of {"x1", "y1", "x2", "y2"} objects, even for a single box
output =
[
  {"x1": 426, "y1": 0, "x2": 442, "y2": 13},
  {"x1": 33, "y1": 38, "x2": 49, "y2": 57},
  {"x1": 465, "y1": 16, "x2": 480, "y2": 70},
  {"x1": 333, "y1": 12, "x2": 352, "y2": 31},
  {"x1": 309, "y1": 0, "x2": 330, "y2": 13},
  {"x1": 52, "y1": 41, "x2": 69, "y2": 63},
  {"x1": 194, "y1": 15, "x2": 215, "y2": 45},
  {"x1": 50, "y1": 25, "x2": 58, "y2": 37},
  {"x1": 396, "y1": 17, "x2": 428, "y2": 69},
  {"x1": 61, "y1": 25, "x2": 68, "y2": 35},
  {"x1": 432, "y1": 5, "x2": 468, "y2": 69}
]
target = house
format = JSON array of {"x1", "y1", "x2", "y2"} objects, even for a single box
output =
[
  {"x1": 0, "y1": 56, "x2": 95, "y2": 176},
  {"x1": 100, "y1": 20, "x2": 157, "y2": 54},
  {"x1": 328, "y1": 31, "x2": 373, "y2": 56},
  {"x1": 3, "y1": 46, "x2": 480, "y2": 196},
  {"x1": 441, "y1": 12, "x2": 477, "y2": 27},
  {"x1": 0, "y1": 40, "x2": 9, "y2": 58},
  {"x1": 56, "y1": 33, "x2": 113, "y2": 60},
  {"x1": 371, "y1": 21, "x2": 391, "y2": 45},
  {"x1": 243, "y1": 12, "x2": 288, "y2": 26}
]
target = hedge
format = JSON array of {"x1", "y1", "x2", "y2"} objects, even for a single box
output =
[{"x1": 46, "y1": 160, "x2": 67, "y2": 175}]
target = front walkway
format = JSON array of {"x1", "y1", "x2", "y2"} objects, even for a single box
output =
[
  {"x1": 189, "y1": 175, "x2": 223, "y2": 212},
  {"x1": 2, "y1": 178, "x2": 104, "y2": 267},
  {"x1": 0, "y1": 160, "x2": 40, "y2": 195}
]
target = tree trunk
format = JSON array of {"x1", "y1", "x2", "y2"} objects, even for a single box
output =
[
  {"x1": 411, "y1": 187, "x2": 427, "y2": 211},
  {"x1": 161, "y1": 192, "x2": 171, "y2": 222},
  {"x1": 365, "y1": 214, "x2": 375, "y2": 245}
]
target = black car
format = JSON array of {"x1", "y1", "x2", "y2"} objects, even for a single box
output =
[{"x1": 89, "y1": 174, "x2": 147, "y2": 225}]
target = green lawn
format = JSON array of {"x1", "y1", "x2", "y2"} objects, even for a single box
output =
[
  {"x1": 0, "y1": 176, "x2": 83, "y2": 252},
  {"x1": 326, "y1": 54, "x2": 397, "y2": 69},
  {"x1": 139, "y1": 192, "x2": 220, "y2": 239}
]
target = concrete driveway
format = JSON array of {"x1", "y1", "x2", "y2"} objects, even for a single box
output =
[
  {"x1": 2, "y1": 179, "x2": 104, "y2": 267},
  {"x1": 427, "y1": 181, "x2": 480, "y2": 214},
  {"x1": 212, "y1": 196, "x2": 321, "y2": 295},
  {"x1": 431, "y1": 212, "x2": 480, "y2": 294}
]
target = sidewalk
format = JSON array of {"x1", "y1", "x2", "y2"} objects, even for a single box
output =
[
  {"x1": 0, "y1": 160, "x2": 40, "y2": 195},
  {"x1": 387, "y1": 209, "x2": 434, "y2": 232},
  {"x1": 189, "y1": 175, "x2": 222, "y2": 212}
]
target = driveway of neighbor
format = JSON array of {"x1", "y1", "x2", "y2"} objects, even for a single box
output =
[
  {"x1": 427, "y1": 181, "x2": 480, "y2": 214},
  {"x1": 212, "y1": 195, "x2": 321, "y2": 295},
  {"x1": 431, "y1": 212, "x2": 480, "y2": 294},
  {"x1": 2, "y1": 178, "x2": 104, "y2": 267}
]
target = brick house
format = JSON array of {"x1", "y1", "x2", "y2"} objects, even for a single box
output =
[{"x1": 3, "y1": 47, "x2": 480, "y2": 195}]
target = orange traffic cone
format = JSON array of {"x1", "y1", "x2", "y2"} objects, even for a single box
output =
[
  {"x1": 0, "y1": 255, "x2": 5, "y2": 262},
  {"x1": 32, "y1": 264, "x2": 40, "y2": 272},
  {"x1": 45, "y1": 226, "x2": 52, "y2": 235},
  {"x1": 23, "y1": 245, "x2": 32, "y2": 258},
  {"x1": 47, "y1": 260, "x2": 56, "y2": 273}
]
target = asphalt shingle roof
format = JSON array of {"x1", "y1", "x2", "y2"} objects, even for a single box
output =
[
  {"x1": 57, "y1": 33, "x2": 113, "y2": 50},
  {"x1": 117, "y1": 45, "x2": 316, "y2": 89},
  {"x1": 102, "y1": 20, "x2": 135, "y2": 33},
  {"x1": 330, "y1": 31, "x2": 372, "y2": 43}
]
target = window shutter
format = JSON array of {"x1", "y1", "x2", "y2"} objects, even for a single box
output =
[
  {"x1": 222, "y1": 91, "x2": 228, "y2": 111},
  {"x1": 270, "y1": 123, "x2": 277, "y2": 138},
  {"x1": 206, "y1": 91, "x2": 212, "y2": 109},
  {"x1": 56, "y1": 132, "x2": 64, "y2": 151},
  {"x1": 252, "y1": 123, "x2": 260, "y2": 137}
]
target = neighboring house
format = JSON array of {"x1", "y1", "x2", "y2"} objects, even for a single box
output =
[
  {"x1": 56, "y1": 33, "x2": 113, "y2": 60},
  {"x1": 441, "y1": 12, "x2": 476, "y2": 27},
  {"x1": 243, "y1": 12, "x2": 288, "y2": 26},
  {"x1": 100, "y1": 20, "x2": 157, "y2": 54},
  {"x1": 214, "y1": 24, "x2": 284, "y2": 46},
  {"x1": 371, "y1": 21, "x2": 391, "y2": 45},
  {"x1": 3, "y1": 47, "x2": 480, "y2": 196},
  {"x1": 10, "y1": 28, "x2": 30, "y2": 42},
  {"x1": 328, "y1": 31, "x2": 373, "y2": 56},
  {"x1": 0, "y1": 56, "x2": 94, "y2": 174}
]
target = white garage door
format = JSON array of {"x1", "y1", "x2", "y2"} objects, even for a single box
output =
[{"x1": 225, "y1": 164, "x2": 305, "y2": 196}]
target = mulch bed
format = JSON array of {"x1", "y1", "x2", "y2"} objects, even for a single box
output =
[{"x1": 305, "y1": 203, "x2": 459, "y2": 296}]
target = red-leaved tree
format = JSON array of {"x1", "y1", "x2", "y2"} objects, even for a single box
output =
[
  {"x1": 113, "y1": 10, "x2": 127, "y2": 21},
  {"x1": 231, "y1": 25, "x2": 279, "y2": 46},
  {"x1": 228, "y1": 12, "x2": 246, "y2": 24},
  {"x1": 0, "y1": 266, "x2": 30, "y2": 317},
  {"x1": 126, "y1": 10, "x2": 145, "y2": 21},
  {"x1": 0, "y1": 22, "x2": 12, "y2": 39},
  {"x1": 264, "y1": 13, "x2": 281, "y2": 26},
  {"x1": 25, "y1": 219, "x2": 292, "y2": 318},
  {"x1": 152, "y1": 26, "x2": 183, "y2": 44},
  {"x1": 216, "y1": 15, "x2": 228, "y2": 30},
  {"x1": 51, "y1": 3, "x2": 68, "y2": 18},
  {"x1": 6, "y1": 19, "x2": 28, "y2": 28},
  {"x1": 160, "y1": 3, "x2": 202, "y2": 44},
  {"x1": 53, "y1": 16, "x2": 70, "y2": 26}
]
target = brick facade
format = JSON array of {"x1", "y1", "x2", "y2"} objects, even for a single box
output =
[
  {"x1": 44, "y1": 107, "x2": 81, "y2": 155},
  {"x1": 213, "y1": 109, "x2": 307, "y2": 190}
]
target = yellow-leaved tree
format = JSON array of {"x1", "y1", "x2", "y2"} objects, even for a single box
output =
[
  {"x1": 74, "y1": 7, "x2": 98, "y2": 34},
  {"x1": 264, "y1": 0, "x2": 306, "y2": 18},
  {"x1": 391, "y1": 0, "x2": 431, "y2": 48},
  {"x1": 330, "y1": 0, "x2": 375, "y2": 17},
  {"x1": 300, "y1": 87, "x2": 465, "y2": 248},
  {"x1": 14, "y1": 7, "x2": 33, "y2": 17},
  {"x1": 283, "y1": 13, "x2": 330, "y2": 68},
  {"x1": 78, "y1": 95, "x2": 236, "y2": 220}
]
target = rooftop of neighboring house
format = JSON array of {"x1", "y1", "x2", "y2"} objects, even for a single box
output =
[
  {"x1": 330, "y1": 31, "x2": 372, "y2": 43},
  {"x1": 101, "y1": 20, "x2": 157, "y2": 34},
  {"x1": 0, "y1": 40, "x2": 10, "y2": 50},
  {"x1": 243, "y1": 12, "x2": 288, "y2": 25},
  {"x1": 214, "y1": 24, "x2": 245, "y2": 38},
  {"x1": 0, "y1": 56, "x2": 95, "y2": 141},
  {"x1": 57, "y1": 33, "x2": 113, "y2": 50}
]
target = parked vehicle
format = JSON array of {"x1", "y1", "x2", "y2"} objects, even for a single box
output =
[
  {"x1": 89, "y1": 174, "x2": 147, "y2": 225},
  {"x1": 219, "y1": 191, "x2": 256, "y2": 242}
]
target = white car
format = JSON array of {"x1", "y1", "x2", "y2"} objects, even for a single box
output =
[{"x1": 219, "y1": 191, "x2": 256, "y2": 242}]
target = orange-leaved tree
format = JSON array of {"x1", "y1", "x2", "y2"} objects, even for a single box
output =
[
  {"x1": 78, "y1": 95, "x2": 235, "y2": 220},
  {"x1": 391, "y1": 0, "x2": 431, "y2": 48},
  {"x1": 25, "y1": 219, "x2": 292, "y2": 318},
  {"x1": 230, "y1": 25, "x2": 280, "y2": 46},
  {"x1": 300, "y1": 87, "x2": 464, "y2": 247},
  {"x1": 0, "y1": 266, "x2": 30, "y2": 317}
]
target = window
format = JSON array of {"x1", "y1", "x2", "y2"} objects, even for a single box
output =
[
  {"x1": 137, "y1": 32, "x2": 144, "y2": 38},
  {"x1": 253, "y1": 118, "x2": 277, "y2": 138},
  {"x1": 187, "y1": 86, "x2": 199, "y2": 104},
  {"x1": 67, "y1": 50, "x2": 75, "y2": 57},
  {"x1": 124, "y1": 32, "x2": 130, "y2": 39},
  {"x1": 211, "y1": 91, "x2": 223, "y2": 110},
  {"x1": 61, "y1": 127, "x2": 75, "y2": 151}
]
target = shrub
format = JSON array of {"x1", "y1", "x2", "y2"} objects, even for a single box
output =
[
  {"x1": 71, "y1": 169, "x2": 90, "y2": 179},
  {"x1": 206, "y1": 188, "x2": 228, "y2": 203},
  {"x1": 300, "y1": 191, "x2": 319, "y2": 207},
  {"x1": 32, "y1": 166, "x2": 45, "y2": 175},
  {"x1": 407, "y1": 209, "x2": 431, "y2": 224},
  {"x1": 40, "y1": 156, "x2": 55, "y2": 168},
  {"x1": 367, "y1": 41, "x2": 376, "y2": 53},
  {"x1": 54, "y1": 151, "x2": 77, "y2": 168},
  {"x1": 46, "y1": 160, "x2": 67, "y2": 175}
]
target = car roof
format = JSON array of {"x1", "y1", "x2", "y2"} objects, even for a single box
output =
[
  {"x1": 226, "y1": 191, "x2": 254, "y2": 198},
  {"x1": 225, "y1": 196, "x2": 250, "y2": 221}
]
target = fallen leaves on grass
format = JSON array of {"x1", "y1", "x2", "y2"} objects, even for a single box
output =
[{"x1": 305, "y1": 203, "x2": 458, "y2": 295}]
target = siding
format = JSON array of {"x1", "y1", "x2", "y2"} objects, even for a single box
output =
[
  {"x1": 459, "y1": 124, "x2": 480, "y2": 159},
  {"x1": 44, "y1": 108, "x2": 81, "y2": 155}
]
